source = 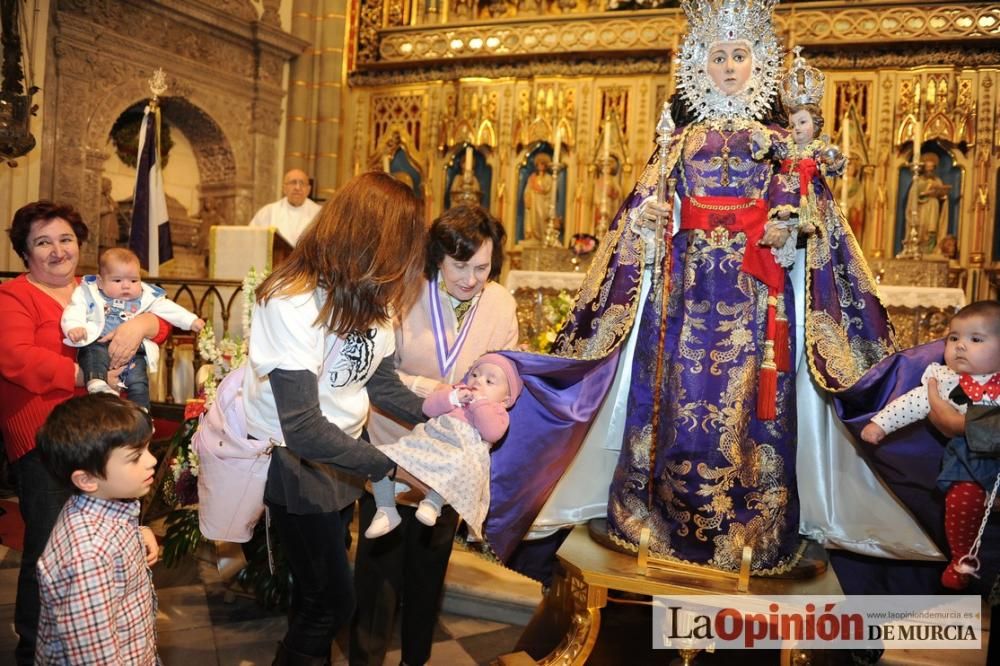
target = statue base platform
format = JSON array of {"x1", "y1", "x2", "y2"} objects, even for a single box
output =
[
  {"x1": 513, "y1": 524, "x2": 842, "y2": 665},
  {"x1": 587, "y1": 517, "x2": 828, "y2": 580}
]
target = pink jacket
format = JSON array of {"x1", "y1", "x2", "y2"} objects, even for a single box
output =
[{"x1": 423, "y1": 385, "x2": 510, "y2": 444}]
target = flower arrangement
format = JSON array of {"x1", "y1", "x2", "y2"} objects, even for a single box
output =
[
  {"x1": 571, "y1": 233, "x2": 599, "y2": 256},
  {"x1": 531, "y1": 290, "x2": 576, "y2": 352},
  {"x1": 196, "y1": 266, "x2": 264, "y2": 404}
]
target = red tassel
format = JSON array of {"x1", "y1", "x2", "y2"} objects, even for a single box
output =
[
  {"x1": 757, "y1": 342, "x2": 777, "y2": 420},
  {"x1": 774, "y1": 317, "x2": 791, "y2": 372}
]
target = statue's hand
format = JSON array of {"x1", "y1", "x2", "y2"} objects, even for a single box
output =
[{"x1": 637, "y1": 200, "x2": 671, "y2": 231}]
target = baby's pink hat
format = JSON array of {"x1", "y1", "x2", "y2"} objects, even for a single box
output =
[{"x1": 469, "y1": 353, "x2": 523, "y2": 404}]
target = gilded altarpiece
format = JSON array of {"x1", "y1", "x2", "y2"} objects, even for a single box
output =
[{"x1": 345, "y1": 1, "x2": 1000, "y2": 300}]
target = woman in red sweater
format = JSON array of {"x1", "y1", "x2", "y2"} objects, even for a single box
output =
[{"x1": 0, "y1": 201, "x2": 170, "y2": 666}]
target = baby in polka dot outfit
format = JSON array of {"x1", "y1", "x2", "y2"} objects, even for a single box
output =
[
  {"x1": 366, "y1": 353, "x2": 522, "y2": 540},
  {"x1": 862, "y1": 300, "x2": 1000, "y2": 590}
]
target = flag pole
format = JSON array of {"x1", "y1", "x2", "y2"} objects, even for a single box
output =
[{"x1": 129, "y1": 68, "x2": 173, "y2": 275}]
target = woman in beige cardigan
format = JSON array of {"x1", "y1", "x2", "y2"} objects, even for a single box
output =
[{"x1": 351, "y1": 205, "x2": 518, "y2": 666}]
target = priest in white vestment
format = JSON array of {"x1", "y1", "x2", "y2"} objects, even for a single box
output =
[{"x1": 248, "y1": 168, "x2": 321, "y2": 246}]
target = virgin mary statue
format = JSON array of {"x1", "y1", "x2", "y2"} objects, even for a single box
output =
[{"x1": 483, "y1": 0, "x2": 907, "y2": 577}]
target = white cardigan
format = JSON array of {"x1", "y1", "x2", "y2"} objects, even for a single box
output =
[{"x1": 61, "y1": 275, "x2": 200, "y2": 375}]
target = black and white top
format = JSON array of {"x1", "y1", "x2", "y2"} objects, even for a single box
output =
[
  {"x1": 244, "y1": 291, "x2": 393, "y2": 441},
  {"x1": 243, "y1": 290, "x2": 424, "y2": 513}
]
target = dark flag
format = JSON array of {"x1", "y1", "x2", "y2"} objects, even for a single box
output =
[{"x1": 129, "y1": 103, "x2": 173, "y2": 273}]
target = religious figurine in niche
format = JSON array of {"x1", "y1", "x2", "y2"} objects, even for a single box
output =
[
  {"x1": 906, "y1": 151, "x2": 951, "y2": 253},
  {"x1": 516, "y1": 0, "x2": 544, "y2": 16},
  {"x1": 98, "y1": 177, "x2": 128, "y2": 255},
  {"x1": 522, "y1": 152, "x2": 554, "y2": 242},
  {"x1": 593, "y1": 156, "x2": 623, "y2": 235},
  {"x1": 449, "y1": 147, "x2": 483, "y2": 208}
]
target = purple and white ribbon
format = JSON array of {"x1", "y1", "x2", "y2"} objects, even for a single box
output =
[{"x1": 428, "y1": 275, "x2": 480, "y2": 380}]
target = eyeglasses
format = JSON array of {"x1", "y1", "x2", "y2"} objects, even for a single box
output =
[{"x1": 284, "y1": 179, "x2": 309, "y2": 187}]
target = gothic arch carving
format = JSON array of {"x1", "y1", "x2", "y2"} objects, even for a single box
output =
[{"x1": 42, "y1": 0, "x2": 307, "y2": 271}]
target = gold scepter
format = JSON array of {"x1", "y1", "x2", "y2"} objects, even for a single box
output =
[{"x1": 647, "y1": 102, "x2": 675, "y2": 510}]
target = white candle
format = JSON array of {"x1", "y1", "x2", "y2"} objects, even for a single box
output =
[
  {"x1": 383, "y1": 154, "x2": 391, "y2": 173},
  {"x1": 603, "y1": 120, "x2": 612, "y2": 161},
  {"x1": 913, "y1": 118, "x2": 922, "y2": 160},
  {"x1": 842, "y1": 117, "x2": 851, "y2": 162},
  {"x1": 464, "y1": 145, "x2": 473, "y2": 174},
  {"x1": 552, "y1": 128, "x2": 562, "y2": 167}
]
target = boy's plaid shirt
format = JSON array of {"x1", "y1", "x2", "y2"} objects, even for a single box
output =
[{"x1": 36, "y1": 493, "x2": 158, "y2": 665}]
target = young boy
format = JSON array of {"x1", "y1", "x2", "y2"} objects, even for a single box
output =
[
  {"x1": 862, "y1": 301, "x2": 1000, "y2": 589},
  {"x1": 61, "y1": 247, "x2": 205, "y2": 409},
  {"x1": 34, "y1": 394, "x2": 160, "y2": 665}
]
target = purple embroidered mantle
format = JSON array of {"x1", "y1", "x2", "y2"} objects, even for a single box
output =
[{"x1": 485, "y1": 121, "x2": 895, "y2": 575}]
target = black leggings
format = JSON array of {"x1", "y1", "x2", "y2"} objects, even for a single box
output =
[
  {"x1": 267, "y1": 500, "x2": 355, "y2": 659},
  {"x1": 349, "y1": 493, "x2": 458, "y2": 666}
]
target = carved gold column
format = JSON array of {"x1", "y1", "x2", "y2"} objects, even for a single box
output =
[
  {"x1": 285, "y1": 0, "x2": 348, "y2": 200},
  {"x1": 969, "y1": 69, "x2": 997, "y2": 300}
]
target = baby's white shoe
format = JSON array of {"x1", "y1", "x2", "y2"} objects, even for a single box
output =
[
  {"x1": 415, "y1": 500, "x2": 441, "y2": 527},
  {"x1": 364, "y1": 507, "x2": 401, "y2": 539},
  {"x1": 87, "y1": 379, "x2": 119, "y2": 396}
]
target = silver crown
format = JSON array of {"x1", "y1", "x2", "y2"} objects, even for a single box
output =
[
  {"x1": 780, "y1": 47, "x2": 825, "y2": 109},
  {"x1": 676, "y1": 0, "x2": 784, "y2": 122}
]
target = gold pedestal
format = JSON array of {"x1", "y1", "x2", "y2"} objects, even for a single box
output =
[{"x1": 534, "y1": 525, "x2": 843, "y2": 666}]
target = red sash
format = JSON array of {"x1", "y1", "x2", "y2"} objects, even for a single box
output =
[
  {"x1": 780, "y1": 157, "x2": 819, "y2": 199},
  {"x1": 679, "y1": 195, "x2": 788, "y2": 419}
]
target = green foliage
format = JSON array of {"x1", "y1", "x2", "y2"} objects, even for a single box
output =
[
  {"x1": 152, "y1": 415, "x2": 205, "y2": 568},
  {"x1": 160, "y1": 508, "x2": 203, "y2": 568}
]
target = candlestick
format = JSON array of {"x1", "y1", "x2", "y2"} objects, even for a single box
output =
[
  {"x1": 840, "y1": 118, "x2": 851, "y2": 216},
  {"x1": 842, "y1": 117, "x2": 851, "y2": 161}
]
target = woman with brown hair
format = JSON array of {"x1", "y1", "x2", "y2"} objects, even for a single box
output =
[{"x1": 241, "y1": 172, "x2": 430, "y2": 665}]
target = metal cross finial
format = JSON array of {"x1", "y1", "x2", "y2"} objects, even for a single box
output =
[{"x1": 148, "y1": 68, "x2": 168, "y2": 101}]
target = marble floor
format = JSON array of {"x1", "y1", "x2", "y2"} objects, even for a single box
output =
[{"x1": 0, "y1": 520, "x2": 541, "y2": 666}]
